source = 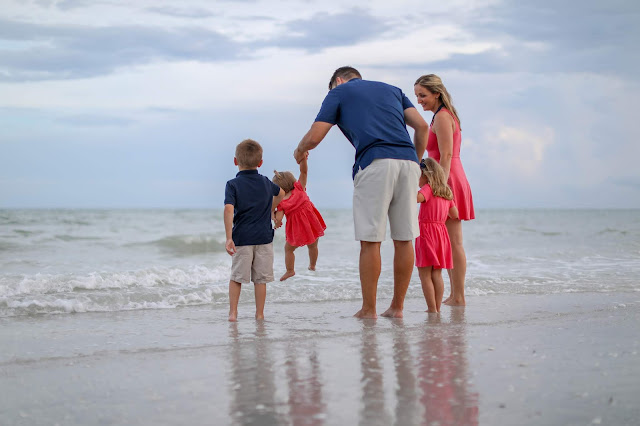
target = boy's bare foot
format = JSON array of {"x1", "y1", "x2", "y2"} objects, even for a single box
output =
[
  {"x1": 381, "y1": 307, "x2": 403, "y2": 318},
  {"x1": 308, "y1": 265, "x2": 316, "y2": 271},
  {"x1": 444, "y1": 297, "x2": 465, "y2": 306},
  {"x1": 228, "y1": 311, "x2": 238, "y2": 322},
  {"x1": 280, "y1": 270, "x2": 295, "y2": 281},
  {"x1": 354, "y1": 309, "x2": 377, "y2": 319}
]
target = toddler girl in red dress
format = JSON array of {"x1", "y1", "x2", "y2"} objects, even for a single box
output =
[
  {"x1": 416, "y1": 158, "x2": 459, "y2": 313},
  {"x1": 272, "y1": 156, "x2": 326, "y2": 281}
]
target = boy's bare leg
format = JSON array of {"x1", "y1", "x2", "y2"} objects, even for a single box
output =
[
  {"x1": 432, "y1": 268, "x2": 445, "y2": 313},
  {"x1": 381, "y1": 240, "x2": 414, "y2": 318},
  {"x1": 254, "y1": 283, "x2": 266, "y2": 320},
  {"x1": 444, "y1": 219, "x2": 466, "y2": 306},
  {"x1": 307, "y1": 239, "x2": 319, "y2": 270},
  {"x1": 228, "y1": 280, "x2": 241, "y2": 322},
  {"x1": 354, "y1": 241, "x2": 381, "y2": 319},
  {"x1": 418, "y1": 266, "x2": 437, "y2": 313},
  {"x1": 280, "y1": 242, "x2": 296, "y2": 281}
]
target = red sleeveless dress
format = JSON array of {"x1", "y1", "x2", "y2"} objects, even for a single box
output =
[
  {"x1": 427, "y1": 108, "x2": 475, "y2": 220},
  {"x1": 415, "y1": 184, "x2": 454, "y2": 268},
  {"x1": 277, "y1": 181, "x2": 326, "y2": 247}
]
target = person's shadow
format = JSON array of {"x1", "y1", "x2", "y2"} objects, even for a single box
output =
[
  {"x1": 417, "y1": 310, "x2": 479, "y2": 425},
  {"x1": 228, "y1": 322, "x2": 283, "y2": 425}
]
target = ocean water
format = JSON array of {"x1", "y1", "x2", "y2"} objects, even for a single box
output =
[{"x1": 1, "y1": 209, "x2": 639, "y2": 317}]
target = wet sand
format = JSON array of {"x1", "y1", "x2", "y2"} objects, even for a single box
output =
[{"x1": 1, "y1": 292, "x2": 638, "y2": 425}]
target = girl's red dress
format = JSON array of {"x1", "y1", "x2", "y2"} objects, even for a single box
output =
[
  {"x1": 277, "y1": 181, "x2": 326, "y2": 247},
  {"x1": 415, "y1": 184, "x2": 454, "y2": 269}
]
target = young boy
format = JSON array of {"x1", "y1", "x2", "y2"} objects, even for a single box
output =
[{"x1": 224, "y1": 139, "x2": 285, "y2": 322}]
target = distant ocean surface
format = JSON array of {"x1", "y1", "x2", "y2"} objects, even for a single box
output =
[{"x1": 1, "y1": 209, "x2": 638, "y2": 317}]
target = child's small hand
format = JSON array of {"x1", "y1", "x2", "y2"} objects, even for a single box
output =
[
  {"x1": 225, "y1": 239, "x2": 236, "y2": 256},
  {"x1": 274, "y1": 219, "x2": 283, "y2": 229}
]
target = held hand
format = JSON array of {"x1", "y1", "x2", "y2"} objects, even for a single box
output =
[
  {"x1": 274, "y1": 219, "x2": 283, "y2": 229},
  {"x1": 225, "y1": 238, "x2": 236, "y2": 256},
  {"x1": 293, "y1": 147, "x2": 307, "y2": 164}
]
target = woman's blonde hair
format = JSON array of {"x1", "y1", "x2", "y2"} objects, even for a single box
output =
[
  {"x1": 414, "y1": 74, "x2": 461, "y2": 128},
  {"x1": 421, "y1": 158, "x2": 453, "y2": 200},
  {"x1": 272, "y1": 170, "x2": 296, "y2": 193}
]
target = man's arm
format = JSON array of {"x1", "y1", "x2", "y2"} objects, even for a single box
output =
[
  {"x1": 294, "y1": 122, "x2": 333, "y2": 164},
  {"x1": 404, "y1": 107, "x2": 429, "y2": 161},
  {"x1": 223, "y1": 204, "x2": 236, "y2": 255}
]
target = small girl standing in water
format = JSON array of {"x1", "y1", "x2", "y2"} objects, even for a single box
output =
[
  {"x1": 272, "y1": 156, "x2": 326, "y2": 281},
  {"x1": 416, "y1": 158, "x2": 459, "y2": 313}
]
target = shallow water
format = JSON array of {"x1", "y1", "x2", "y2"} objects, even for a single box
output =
[{"x1": 1, "y1": 209, "x2": 639, "y2": 317}]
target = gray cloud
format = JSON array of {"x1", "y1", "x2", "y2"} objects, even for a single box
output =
[
  {"x1": 0, "y1": 18, "x2": 241, "y2": 81},
  {"x1": 264, "y1": 9, "x2": 390, "y2": 51},
  {"x1": 418, "y1": 0, "x2": 640, "y2": 76},
  {"x1": 146, "y1": 6, "x2": 218, "y2": 19}
]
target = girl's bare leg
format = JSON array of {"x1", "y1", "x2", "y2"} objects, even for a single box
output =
[
  {"x1": 418, "y1": 266, "x2": 437, "y2": 313},
  {"x1": 307, "y1": 238, "x2": 319, "y2": 270},
  {"x1": 254, "y1": 283, "x2": 266, "y2": 320},
  {"x1": 229, "y1": 280, "x2": 241, "y2": 322},
  {"x1": 444, "y1": 218, "x2": 466, "y2": 306},
  {"x1": 280, "y1": 242, "x2": 297, "y2": 281},
  {"x1": 431, "y1": 268, "x2": 445, "y2": 312}
]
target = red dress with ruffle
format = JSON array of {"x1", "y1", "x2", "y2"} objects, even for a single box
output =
[
  {"x1": 427, "y1": 108, "x2": 475, "y2": 220},
  {"x1": 277, "y1": 181, "x2": 326, "y2": 247},
  {"x1": 415, "y1": 184, "x2": 454, "y2": 269}
]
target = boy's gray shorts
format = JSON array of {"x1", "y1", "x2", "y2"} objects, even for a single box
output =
[{"x1": 230, "y1": 243, "x2": 274, "y2": 284}]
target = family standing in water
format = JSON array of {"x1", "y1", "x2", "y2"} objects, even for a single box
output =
[{"x1": 223, "y1": 66, "x2": 474, "y2": 321}]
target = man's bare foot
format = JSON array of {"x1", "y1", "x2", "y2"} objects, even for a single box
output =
[
  {"x1": 228, "y1": 311, "x2": 238, "y2": 322},
  {"x1": 280, "y1": 270, "x2": 295, "y2": 281},
  {"x1": 308, "y1": 265, "x2": 316, "y2": 271},
  {"x1": 381, "y1": 307, "x2": 403, "y2": 318},
  {"x1": 444, "y1": 297, "x2": 465, "y2": 306},
  {"x1": 354, "y1": 309, "x2": 377, "y2": 319}
]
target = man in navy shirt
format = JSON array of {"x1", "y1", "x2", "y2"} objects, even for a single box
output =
[
  {"x1": 224, "y1": 139, "x2": 284, "y2": 322},
  {"x1": 294, "y1": 66, "x2": 428, "y2": 319}
]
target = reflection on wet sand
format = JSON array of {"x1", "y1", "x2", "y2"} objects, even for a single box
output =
[
  {"x1": 391, "y1": 319, "x2": 419, "y2": 425},
  {"x1": 417, "y1": 310, "x2": 479, "y2": 425},
  {"x1": 359, "y1": 321, "x2": 391, "y2": 425},
  {"x1": 285, "y1": 343, "x2": 326, "y2": 425},
  {"x1": 228, "y1": 322, "x2": 283, "y2": 425}
]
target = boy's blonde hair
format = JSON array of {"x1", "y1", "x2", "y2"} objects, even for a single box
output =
[
  {"x1": 235, "y1": 139, "x2": 263, "y2": 168},
  {"x1": 421, "y1": 158, "x2": 453, "y2": 200},
  {"x1": 272, "y1": 170, "x2": 296, "y2": 193}
]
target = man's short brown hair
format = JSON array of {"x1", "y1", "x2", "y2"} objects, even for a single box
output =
[
  {"x1": 235, "y1": 139, "x2": 263, "y2": 168},
  {"x1": 329, "y1": 66, "x2": 362, "y2": 90}
]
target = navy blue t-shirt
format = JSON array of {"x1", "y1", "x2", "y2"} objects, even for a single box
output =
[
  {"x1": 224, "y1": 170, "x2": 281, "y2": 246},
  {"x1": 314, "y1": 78, "x2": 419, "y2": 178}
]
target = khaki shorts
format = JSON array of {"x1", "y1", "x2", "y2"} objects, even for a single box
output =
[
  {"x1": 230, "y1": 243, "x2": 274, "y2": 284},
  {"x1": 353, "y1": 158, "x2": 420, "y2": 242}
]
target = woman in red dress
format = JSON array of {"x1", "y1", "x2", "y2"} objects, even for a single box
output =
[{"x1": 414, "y1": 74, "x2": 475, "y2": 306}]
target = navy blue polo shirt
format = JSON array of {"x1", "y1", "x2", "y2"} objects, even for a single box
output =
[
  {"x1": 314, "y1": 78, "x2": 419, "y2": 178},
  {"x1": 224, "y1": 170, "x2": 281, "y2": 246}
]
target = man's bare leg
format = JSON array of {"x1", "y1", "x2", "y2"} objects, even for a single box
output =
[
  {"x1": 381, "y1": 240, "x2": 414, "y2": 318},
  {"x1": 444, "y1": 219, "x2": 466, "y2": 306},
  {"x1": 229, "y1": 280, "x2": 241, "y2": 322},
  {"x1": 254, "y1": 283, "x2": 266, "y2": 320},
  {"x1": 307, "y1": 238, "x2": 319, "y2": 271},
  {"x1": 280, "y1": 242, "x2": 296, "y2": 281},
  {"x1": 354, "y1": 241, "x2": 381, "y2": 319}
]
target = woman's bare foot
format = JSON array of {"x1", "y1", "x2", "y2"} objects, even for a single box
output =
[
  {"x1": 381, "y1": 307, "x2": 403, "y2": 318},
  {"x1": 280, "y1": 270, "x2": 295, "y2": 281},
  {"x1": 354, "y1": 309, "x2": 377, "y2": 319},
  {"x1": 308, "y1": 265, "x2": 316, "y2": 271},
  {"x1": 228, "y1": 311, "x2": 238, "y2": 322},
  {"x1": 444, "y1": 297, "x2": 465, "y2": 306}
]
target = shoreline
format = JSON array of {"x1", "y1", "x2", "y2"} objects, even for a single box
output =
[{"x1": 1, "y1": 292, "x2": 639, "y2": 425}]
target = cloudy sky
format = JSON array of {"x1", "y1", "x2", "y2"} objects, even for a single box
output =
[{"x1": 1, "y1": 0, "x2": 639, "y2": 208}]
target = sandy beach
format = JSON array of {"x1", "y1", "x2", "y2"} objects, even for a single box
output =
[{"x1": 1, "y1": 292, "x2": 638, "y2": 425}]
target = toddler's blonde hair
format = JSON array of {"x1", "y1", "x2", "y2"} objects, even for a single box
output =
[
  {"x1": 421, "y1": 158, "x2": 453, "y2": 200},
  {"x1": 272, "y1": 170, "x2": 296, "y2": 193}
]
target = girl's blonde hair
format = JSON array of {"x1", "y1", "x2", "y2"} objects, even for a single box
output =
[
  {"x1": 414, "y1": 74, "x2": 461, "y2": 129},
  {"x1": 272, "y1": 170, "x2": 296, "y2": 192},
  {"x1": 421, "y1": 158, "x2": 453, "y2": 200}
]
